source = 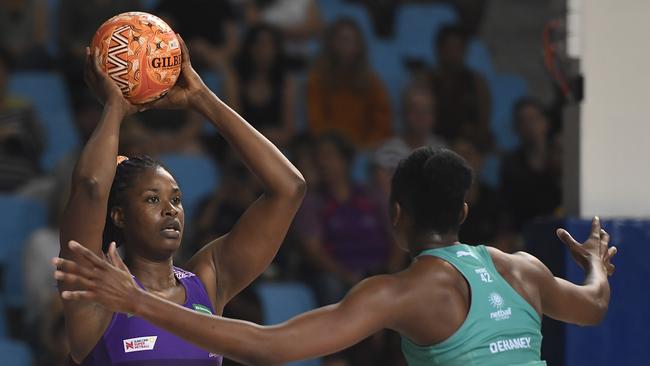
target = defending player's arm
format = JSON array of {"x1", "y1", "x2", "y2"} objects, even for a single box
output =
[
  {"x1": 521, "y1": 217, "x2": 616, "y2": 326},
  {"x1": 146, "y1": 35, "x2": 306, "y2": 309},
  {"x1": 58, "y1": 48, "x2": 140, "y2": 360},
  {"x1": 55, "y1": 242, "x2": 399, "y2": 365}
]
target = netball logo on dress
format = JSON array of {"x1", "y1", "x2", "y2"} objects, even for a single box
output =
[{"x1": 488, "y1": 292, "x2": 512, "y2": 321}]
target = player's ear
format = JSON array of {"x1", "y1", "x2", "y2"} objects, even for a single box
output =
[
  {"x1": 459, "y1": 202, "x2": 469, "y2": 225},
  {"x1": 111, "y1": 207, "x2": 126, "y2": 229}
]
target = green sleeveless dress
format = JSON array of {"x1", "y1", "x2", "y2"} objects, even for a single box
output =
[{"x1": 401, "y1": 244, "x2": 546, "y2": 366}]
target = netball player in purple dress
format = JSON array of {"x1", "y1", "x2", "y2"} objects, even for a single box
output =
[{"x1": 59, "y1": 36, "x2": 305, "y2": 365}]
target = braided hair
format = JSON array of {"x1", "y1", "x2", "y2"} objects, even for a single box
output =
[{"x1": 102, "y1": 155, "x2": 165, "y2": 252}]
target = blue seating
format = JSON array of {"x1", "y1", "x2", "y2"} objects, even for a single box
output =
[
  {"x1": 352, "y1": 150, "x2": 371, "y2": 184},
  {"x1": 489, "y1": 74, "x2": 528, "y2": 151},
  {"x1": 466, "y1": 39, "x2": 496, "y2": 81},
  {"x1": 199, "y1": 71, "x2": 224, "y2": 134},
  {"x1": 8, "y1": 72, "x2": 79, "y2": 171},
  {"x1": 0, "y1": 196, "x2": 47, "y2": 307},
  {"x1": 142, "y1": 0, "x2": 161, "y2": 10},
  {"x1": 256, "y1": 282, "x2": 320, "y2": 366},
  {"x1": 0, "y1": 339, "x2": 33, "y2": 366},
  {"x1": 395, "y1": 4, "x2": 458, "y2": 65},
  {"x1": 0, "y1": 299, "x2": 7, "y2": 338},
  {"x1": 369, "y1": 40, "x2": 408, "y2": 128},
  {"x1": 46, "y1": 0, "x2": 60, "y2": 57},
  {"x1": 158, "y1": 154, "x2": 220, "y2": 222},
  {"x1": 200, "y1": 71, "x2": 224, "y2": 98},
  {"x1": 479, "y1": 153, "x2": 502, "y2": 189}
]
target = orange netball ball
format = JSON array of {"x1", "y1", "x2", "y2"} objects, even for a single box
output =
[{"x1": 91, "y1": 12, "x2": 181, "y2": 104}]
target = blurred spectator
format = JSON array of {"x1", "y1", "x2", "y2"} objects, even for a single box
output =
[
  {"x1": 0, "y1": 50, "x2": 44, "y2": 191},
  {"x1": 373, "y1": 83, "x2": 445, "y2": 198},
  {"x1": 244, "y1": 0, "x2": 323, "y2": 70},
  {"x1": 288, "y1": 133, "x2": 320, "y2": 187},
  {"x1": 157, "y1": 0, "x2": 238, "y2": 70},
  {"x1": 193, "y1": 158, "x2": 259, "y2": 254},
  {"x1": 501, "y1": 98, "x2": 562, "y2": 230},
  {"x1": 346, "y1": 0, "x2": 399, "y2": 39},
  {"x1": 223, "y1": 24, "x2": 295, "y2": 147},
  {"x1": 294, "y1": 133, "x2": 394, "y2": 305},
  {"x1": 452, "y1": 138, "x2": 517, "y2": 252},
  {"x1": 307, "y1": 18, "x2": 392, "y2": 149},
  {"x1": 0, "y1": 0, "x2": 50, "y2": 69},
  {"x1": 23, "y1": 163, "x2": 70, "y2": 330},
  {"x1": 58, "y1": 0, "x2": 141, "y2": 101},
  {"x1": 429, "y1": 25, "x2": 491, "y2": 148},
  {"x1": 138, "y1": 108, "x2": 205, "y2": 154},
  {"x1": 447, "y1": 0, "x2": 486, "y2": 35}
]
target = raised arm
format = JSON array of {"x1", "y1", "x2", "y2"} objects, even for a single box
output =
[
  {"x1": 58, "y1": 47, "x2": 139, "y2": 361},
  {"x1": 521, "y1": 217, "x2": 616, "y2": 326},
  {"x1": 151, "y1": 36, "x2": 306, "y2": 309},
  {"x1": 55, "y1": 242, "x2": 399, "y2": 365}
]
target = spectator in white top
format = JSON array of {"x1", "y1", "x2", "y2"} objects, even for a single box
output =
[
  {"x1": 373, "y1": 83, "x2": 445, "y2": 199},
  {"x1": 245, "y1": 0, "x2": 323, "y2": 70}
]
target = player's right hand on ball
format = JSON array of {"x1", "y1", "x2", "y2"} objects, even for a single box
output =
[
  {"x1": 143, "y1": 34, "x2": 208, "y2": 110},
  {"x1": 85, "y1": 47, "x2": 141, "y2": 116},
  {"x1": 53, "y1": 241, "x2": 142, "y2": 314}
]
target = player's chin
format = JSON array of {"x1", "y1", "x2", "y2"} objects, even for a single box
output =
[{"x1": 157, "y1": 231, "x2": 183, "y2": 251}]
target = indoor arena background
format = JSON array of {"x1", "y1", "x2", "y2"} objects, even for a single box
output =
[{"x1": 0, "y1": 0, "x2": 647, "y2": 365}]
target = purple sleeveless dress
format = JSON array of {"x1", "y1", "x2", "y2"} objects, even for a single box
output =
[{"x1": 80, "y1": 267, "x2": 223, "y2": 366}]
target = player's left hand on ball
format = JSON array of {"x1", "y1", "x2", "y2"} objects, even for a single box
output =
[
  {"x1": 53, "y1": 241, "x2": 142, "y2": 314},
  {"x1": 84, "y1": 47, "x2": 141, "y2": 116},
  {"x1": 143, "y1": 34, "x2": 207, "y2": 110}
]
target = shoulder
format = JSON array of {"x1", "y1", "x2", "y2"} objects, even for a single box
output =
[
  {"x1": 487, "y1": 246, "x2": 551, "y2": 281},
  {"x1": 409, "y1": 254, "x2": 467, "y2": 290},
  {"x1": 343, "y1": 274, "x2": 408, "y2": 311}
]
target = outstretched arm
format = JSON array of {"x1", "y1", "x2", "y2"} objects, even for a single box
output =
[
  {"x1": 55, "y1": 242, "x2": 398, "y2": 365},
  {"x1": 521, "y1": 217, "x2": 616, "y2": 326},
  {"x1": 146, "y1": 36, "x2": 306, "y2": 309}
]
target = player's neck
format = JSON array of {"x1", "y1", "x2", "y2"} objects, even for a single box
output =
[
  {"x1": 410, "y1": 231, "x2": 460, "y2": 253},
  {"x1": 126, "y1": 254, "x2": 177, "y2": 292}
]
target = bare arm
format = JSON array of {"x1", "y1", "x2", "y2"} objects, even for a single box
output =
[
  {"x1": 56, "y1": 242, "x2": 399, "y2": 366},
  {"x1": 155, "y1": 36, "x2": 306, "y2": 310},
  {"x1": 58, "y1": 48, "x2": 139, "y2": 361},
  {"x1": 523, "y1": 217, "x2": 616, "y2": 326},
  {"x1": 188, "y1": 87, "x2": 305, "y2": 308}
]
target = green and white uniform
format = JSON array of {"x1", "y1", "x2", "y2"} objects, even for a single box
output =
[{"x1": 401, "y1": 244, "x2": 546, "y2": 366}]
